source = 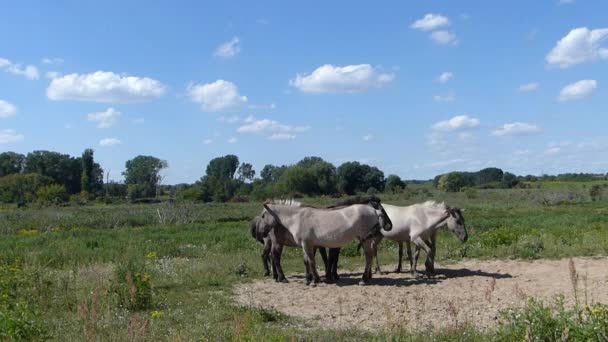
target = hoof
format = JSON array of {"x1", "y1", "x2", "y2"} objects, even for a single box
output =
[
  {"x1": 393, "y1": 268, "x2": 402, "y2": 273},
  {"x1": 359, "y1": 279, "x2": 369, "y2": 286},
  {"x1": 263, "y1": 272, "x2": 270, "y2": 277},
  {"x1": 279, "y1": 278, "x2": 289, "y2": 283},
  {"x1": 309, "y1": 282, "x2": 317, "y2": 288},
  {"x1": 325, "y1": 278, "x2": 335, "y2": 284}
]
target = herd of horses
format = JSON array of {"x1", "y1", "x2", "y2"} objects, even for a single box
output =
[{"x1": 249, "y1": 196, "x2": 468, "y2": 287}]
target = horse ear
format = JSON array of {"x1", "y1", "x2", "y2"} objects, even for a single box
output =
[{"x1": 263, "y1": 204, "x2": 280, "y2": 221}]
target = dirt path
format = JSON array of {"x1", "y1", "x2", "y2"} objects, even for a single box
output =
[{"x1": 233, "y1": 257, "x2": 608, "y2": 331}]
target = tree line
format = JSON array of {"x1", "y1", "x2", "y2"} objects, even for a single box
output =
[{"x1": 2, "y1": 150, "x2": 606, "y2": 205}]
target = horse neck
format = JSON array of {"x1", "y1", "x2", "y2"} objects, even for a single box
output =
[
  {"x1": 269, "y1": 205, "x2": 302, "y2": 231},
  {"x1": 422, "y1": 205, "x2": 450, "y2": 232}
]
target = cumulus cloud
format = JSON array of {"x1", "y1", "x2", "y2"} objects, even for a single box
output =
[
  {"x1": 0, "y1": 129, "x2": 24, "y2": 144},
  {"x1": 42, "y1": 57, "x2": 63, "y2": 65},
  {"x1": 546, "y1": 27, "x2": 608, "y2": 68},
  {"x1": 0, "y1": 100, "x2": 17, "y2": 118},
  {"x1": 518, "y1": 82, "x2": 539, "y2": 92},
  {"x1": 430, "y1": 31, "x2": 458, "y2": 45},
  {"x1": 214, "y1": 37, "x2": 241, "y2": 58},
  {"x1": 0, "y1": 58, "x2": 39, "y2": 80},
  {"x1": 492, "y1": 122, "x2": 540, "y2": 136},
  {"x1": 45, "y1": 71, "x2": 61, "y2": 79},
  {"x1": 289, "y1": 64, "x2": 394, "y2": 93},
  {"x1": 188, "y1": 80, "x2": 248, "y2": 112},
  {"x1": 437, "y1": 72, "x2": 453, "y2": 83},
  {"x1": 410, "y1": 14, "x2": 450, "y2": 31},
  {"x1": 47, "y1": 71, "x2": 165, "y2": 103},
  {"x1": 99, "y1": 138, "x2": 122, "y2": 146},
  {"x1": 237, "y1": 117, "x2": 309, "y2": 140},
  {"x1": 432, "y1": 115, "x2": 480, "y2": 132},
  {"x1": 558, "y1": 79, "x2": 597, "y2": 101},
  {"x1": 87, "y1": 107, "x2": 121, "y2": 128}
]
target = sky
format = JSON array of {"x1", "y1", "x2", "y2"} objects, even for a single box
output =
[{"x1": 1, "y1": 0, "x2": 608, "y2": 184}]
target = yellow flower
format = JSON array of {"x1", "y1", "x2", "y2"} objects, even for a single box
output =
[
  {"x1": 17, "y1": 229, "x2": 40, "y2": 236},
  {"x1": 146, "y1": 252, "x2": 158, "y2": 259},
  {"x1": 150, "y1": 310, "x2": 163, "y2": 319},
  {"x1": 142, "y1": 274, "x2": 151, "y2": 282}
]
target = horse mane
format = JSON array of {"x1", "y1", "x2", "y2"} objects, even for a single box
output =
[
  {"x1": 420, "y1": 200, "x2": 446, "y2": 209},
  {"x1": 265, "y1": 198, "x2": 303, "y2": 207},
  {"x1": 325, "y1": 195, "x2": 382, "y2": 209}
]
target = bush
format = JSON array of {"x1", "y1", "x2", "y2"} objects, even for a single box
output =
[
  {"x1": 112, "y1": 260, "x2": 154, "y2": 311},
  {"x1": 36, "y1": 184, "x2": 69, "y2": 204},
  {"x1": 0, "y1": 173, "x2": 52, "y2": 204}
]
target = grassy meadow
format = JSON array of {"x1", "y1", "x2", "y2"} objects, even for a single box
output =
[{"x1": 1, "y1": 182, "x2": 608, "y2": 340}]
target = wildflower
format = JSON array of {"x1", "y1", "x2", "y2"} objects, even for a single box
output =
[
  {"x1": 146, "y1": 252, "x2": 158, "y2": 259},
  {"x1": 142, "y1": 274, "x2": 151, "y2": 282},
  {"x1": 150, "y1": 310, "x2": 163, "y2": 319}
]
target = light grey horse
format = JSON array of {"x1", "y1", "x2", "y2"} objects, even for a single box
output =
[
  {"x1": 257, "y1": 200, "x2": 392, "y2": 286},
  {"x1": 373, "y1": 201, "x2": 467, "y2": 276}
]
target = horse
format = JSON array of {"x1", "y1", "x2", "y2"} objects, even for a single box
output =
[
  {"x1": 372, "y1": 201, "x2": 467, "y2": 276},
  {"x1": 257, "y1": 198, "x2": 392, "y2": 286},
  {"x1": 250, "y1": 214, "x2": 330, "y2": 282}
]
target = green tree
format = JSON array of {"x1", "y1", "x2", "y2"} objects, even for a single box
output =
[
  {"x1": 337, "y1": 161, "x2": 385, "y2": 195},
  {"x1": 237, "y1": 162, "x2": 255, "y2": 182},
  {"x1": 122, "y1": 156, "x2": 168, "y2": 199},
  {"x1": 0, "y1": 173, "x2": 52, "y2": 204},
  {"x1": 500, "y1": 172, "x2": 519, "y2": 189},
  {"x1": 199, "y1": 155, "x2": 240, "y2": 202},
  {"x1": 36, "y1": 184, "x2": 69, "y2": 204},
  {"x1": 475, "y1": 167, "x2": 504, "y2": 185},
  {"x1": 80, "y1": 149, "x2": 95, "y2": 194},
  {"x1": 0, "y1": 152, "x2": 25, "y2": 176},
  {"x1": 260, "y1": 164, "x2": 287, "y2": 183},
  {"x1": 24, "y1": 150, "x2": 81, "y2": 193},
  {"x1": 438, "y1": 172, "x2": 473, "y2": 192},
  {"x1": 385, "y1": 174, "x2": 406, "y2": 193}
]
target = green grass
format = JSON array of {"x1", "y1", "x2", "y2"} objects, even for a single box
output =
[{"x1": 1, "y1": 185, "x2": 607, "y2": 340}]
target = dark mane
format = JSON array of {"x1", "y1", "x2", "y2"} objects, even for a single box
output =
[{"x1": 325, "y1": 195, "x2": 382, "y2": 209}]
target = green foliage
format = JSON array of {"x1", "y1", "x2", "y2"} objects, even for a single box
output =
[
  {"x1": 112, "y1": 260, "x2": 154, "y2": 311},
  {"x1": 385, "y1": 174, "x2": 406, "y2": 194},
  {"x1": 237, "y1": 162, "x2": 255, "y2": 182},
  {"x1": 24, "y1": 150, "x2": 82, "y2": 194},
  {"x1": 500, "y1": 172, "x2": 519, "y2": 189},
  {"x1": 36, "y1": 184, "x2": 69, "y2": 204},
  {"x1": 0, "y1": 152, "x2": 25, "y2": 177},
  {"x1": 438, "y1": 172, "x2": 474, "y2": 192},
  {"x1": 337, "y1": 161, "x2": 385, "y2": 195},
  {"x1": 0, "y1": 173, "x2": 52, "y2": 204},
  {"x1": 123, "y1": 155, "x2": 167, "y2": 200},
  {"x1": 496, "y1": 298, "x2": 608, "y2": 341}
]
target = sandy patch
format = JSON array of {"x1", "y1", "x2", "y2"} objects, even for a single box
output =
[{"x1": 233, "y1": 257, "x2": 608, "y2": 331}]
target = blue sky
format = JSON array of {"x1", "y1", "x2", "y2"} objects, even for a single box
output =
[{"x1": 1, "y1": 0, "x2": 608, "y2": 184}]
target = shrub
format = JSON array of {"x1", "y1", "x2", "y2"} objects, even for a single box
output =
[
  {"x1": 36, "y1": 184, "x2": 69, "y2": 204},
  {"x1": 112, "y1": 260, "x2": 154, "y2": 311}
]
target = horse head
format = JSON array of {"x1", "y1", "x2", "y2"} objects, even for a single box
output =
[
  {"x1": 446, "y1": 206, "x2": 467, "y2": 242},
  {"x1": 259, "y1": 203, "x2": 281, "y2": 238},
  {"x1": 370, "y1": 201, "x2": 393, "y2": 232}
]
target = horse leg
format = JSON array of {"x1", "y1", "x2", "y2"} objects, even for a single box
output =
[
  {"x1": 359, "y1": 240, "x2": 375, "y2": 285},
  {"x1": 331, "y1": 248, "x2": 341, "y2": 282},
  {"x1": 373, "y1": 236, "x2": 382, "y2": 274},
  {"x1": 302, "y1": 243, "x2": 320, "y2": 287},
  {"x1": 272, "y1": 244, "x2": 288, "y2": 283},
  {"x1": 325, "y1": 248, "x2": 337, "y2": 283},
  {"x1": 393, "y1": 241, "x2": 403, "y2": 273},
  {"x1": 406, "y1": 240, "x2": 413, "y2": 273},
  {"x1": 413, "y1": 237, "x2": 431, "y2": 278},
  {"x1": 424, "y1": 233, "x2": 437, "y2": 276},
  {"x1": 262, "y1": 238, "x2": 271, "y2": 277}
]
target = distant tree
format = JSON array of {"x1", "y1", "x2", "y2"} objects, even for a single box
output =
[
  {"x1": 337, "y1": 161, "x2": 385, "y2": 195},
  {"x1": 80, "y1": 149, "x2": 95, "y2": 194},
  {"x1": 475, "y1": 167, "x2": 503, "y2": 185},
  {"x1": 0, "y1": 152, "x2": 25, "y2": 176},
  {"x1": 385, "y1": 175, "x2": 406, "y2": 193},
  {"x1": 500, "y1": 172, "x2": 519, "y2": 189},
  {"x1": 36, "y1": 184, "x2": 69, "y2": 204},
  {"x1": 24, "y1": 150, "x2": 81, "y2": 193},
  {"x1": 123, "y1": 155, "x2": 168, "y2": 199},
  {"x1": 0, "y1": 173, "x2": 52, "y2": 204},
  {"x1": 438, "y1": 172, "x2": 474, "y2": 192},
  {"x1": 237, "y1": 163, "x2": 255, "y2": 182},
  {"x1": 260, "y1": 164, "x2": 287, "y2": 183},
  {"x1": 199, "y1": 155, "x2": 242, "y2": 202}
]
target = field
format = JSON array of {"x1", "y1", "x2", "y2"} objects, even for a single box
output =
[{"x1": 1, "y1": 183, "x2": 608, "y2": 341}]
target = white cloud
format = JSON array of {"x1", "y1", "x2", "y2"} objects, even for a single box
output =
[
  {"x1": 518, "y1": 82, "x2": 539, "y2": 92},
  {"x1": 0, "y1": 58, "x2": 39, "y2": 80},
  {"x1": 268, "y1": 133, "x2": 296, "y2": 140},
  {"x1": 430, "y1": 31, "x2": 458, "y2": 45},
  {"x1": 432, "y1": 115, "x2": 480, "y2": 132},
  {"x1": 363, "y1": 134, "x2": 373, "y2": 142},
  {"x1": 437, "y1": 72, "x2": 453, "y2": 83},
  {"x1": 433, "y1": 92, "x2": 456, "y2": 102},
  {"x1": 47, "y1": 71, "x2": 165, "y2": 103},
  {"x1": 218, "y1": 115, "x2": 242, "y2": 123},
  {"x1": 546, "y1": 27, "x2": 608, "y2": 68},
  {"x1": 227, "y1": 137, "x2": 238, "y2": 144},
  {"x1": 99, "y1": 138, "x2": 122, "y2": 146},
  {"x1": 410, "y1": 14, "x2": 450, "y2": 31},
  {"x1": 214, "y1": 37, "x2": 241, "y2": 58},
  {"x1": 203, "y1": 139, "x2": 213, "y2": 145},
  {"x1": 558, "y1": 79, "x2": 597, "y2": 101},
  {"x1": 42, "y1": 57, "x2": 63, "y2": 65},
  {"x1": 0, "y1": 100, "x2": 17, "y2": 118},
  {"x1": 492, "y1": 122, "x2": 540, "y2": 136},
  {"x1": 87, "y1": 107, "x2": 121, "y2": 128},
  {"x1": 237, "y1": 117, "x2": 309, "y2": 140},
  {"x1": 545, "y1": 147, "x2": 561, "y2": 155},
  {"x1": 45, "y1": 71, "x2": 61, "y2": 79},
  {"x1": 0, "y1": 129, "x2": 24, "y2": 144},
  {"x1": 289, "y1": 64, "x2": 394, "y2": 93},
  {"x1": 188, "y1": 80, "x2": 248, "y2": 112}
]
